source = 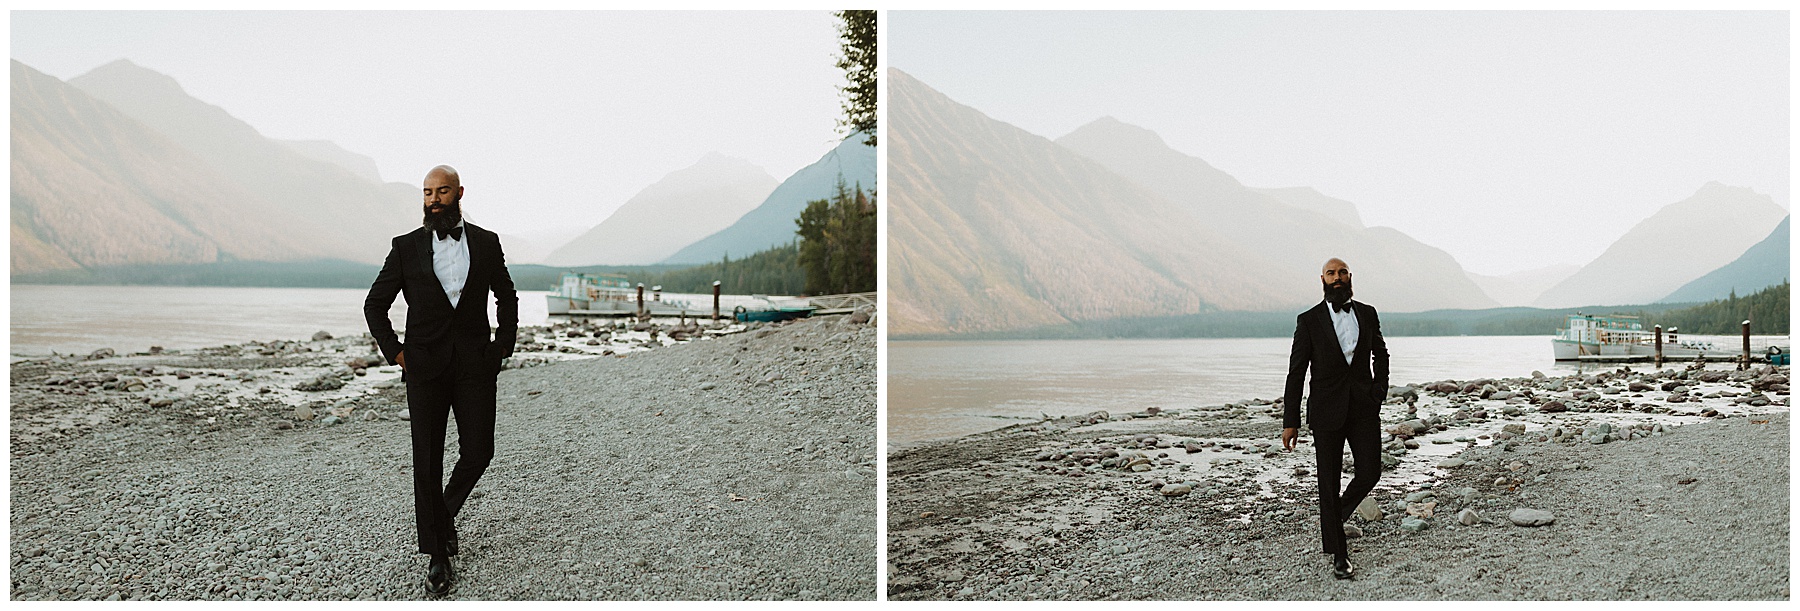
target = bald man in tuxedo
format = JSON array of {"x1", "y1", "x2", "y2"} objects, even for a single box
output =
[
  {"x1": 1281, "y1": 257, "x2": 1388, "y2": 580},
  {"x1": 365, "y1": 165, "x2": 517, "y2": 595}
]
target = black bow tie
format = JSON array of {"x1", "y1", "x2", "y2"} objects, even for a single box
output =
[
  {"x1": 1331, "y1": 301, "x2": 1352, "y2": 314},
  {"x1": 435, "y1": 226, "x2": 463, "y2": 241}
]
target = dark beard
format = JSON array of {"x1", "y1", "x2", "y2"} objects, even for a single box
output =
[
  {"x1": 1322, "y1": 278, "x2": 1353, "y2": 306},
  {"x1": 423, "y1": 199, "x2": 463, "y2": 233}
]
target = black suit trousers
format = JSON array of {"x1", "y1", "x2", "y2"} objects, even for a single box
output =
[
  {"x1": 1312, "y1": 412, "x2": 1381, "y2": 557},
  {"x1": 407, "y1": 342, "x2": 497, "y2": 556}
]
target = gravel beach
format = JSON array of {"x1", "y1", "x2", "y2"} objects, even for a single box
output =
[
  {"x1": 11, "y1": 313, "x2": 877, "y2": 600},
  {"x1": 888, "y1": 363, "x2": 1789, "y2": 600}
]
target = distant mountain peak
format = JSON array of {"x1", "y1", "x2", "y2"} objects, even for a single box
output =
[
  {"x1": 75, "y1": 58, "x2": 184, "y2": 92},
  {"x1": 1061, "y1": 116, "x2": 1170, "y2": 150},
  {"x1": 1694, "y1": 180, "x2": 1756, "y2": 198},
  {"x1": 689, "y1": 151, "x2": 762, "y2": 170}
]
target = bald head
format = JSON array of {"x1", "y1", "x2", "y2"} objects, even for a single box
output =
[
  {"x1": 425, "y1": 165, "x2": 460, "y2": 188},
  {"x1": 1321, "y1": 258, "x2": 1353, "y2": 304},
  {"x1": 422, "y1": 165, "x2": 465, "y2": 232},
  {"x1": 423, "y1": 165, "x2": 464, "y2": 208}
]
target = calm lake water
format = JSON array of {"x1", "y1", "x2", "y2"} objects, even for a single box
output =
[
  {"x1": 9, "y1": 284, "x2": 553, "y2": 357},
  {"x1": 890, "y1": 335, "x2": 1669, "y2": 447}
]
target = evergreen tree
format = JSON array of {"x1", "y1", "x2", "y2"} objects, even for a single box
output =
[
  {"x1": 795, "y1": 178, "x2": 877, "y2": 295},
  {"x1": 1644, "y1": 281, "x2": 1789, "y2": 335},
  {"x1": 834, "y1": 10, "x2": 876, "y2": 145}
]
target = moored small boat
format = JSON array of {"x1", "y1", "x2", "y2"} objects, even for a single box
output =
[{"x1": 732, "y1": 294, "x2": 817, "y2": 322}]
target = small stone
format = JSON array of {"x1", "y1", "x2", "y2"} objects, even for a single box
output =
[
  {"x1": 1342, "y1": 523, "x2": 1362, "y2": 538},
  {"x1": 319, "y1": 415, "x2": 341, "y2": 426},
  {"x1": 311, "y1": 331, "x2": 333, "y2": 341},
  {"x1": 1458, "y1": 508, "x2": 1481, "y2": 525},
  {"x1": 1508, "y1": 508, "x2": 1555, "y2": 526},
  {"x1": 1354, "y1": 497, "x2": 1382, "y2": 521},
  {"x1": 292, "y1": 406, "x2": 315, "y2": 421},
  {"x1": 1400, "y1": 517, "x2": 1429, "y2": 531},
  {"x1": 1404, "y1": 490, "x2": 1436, "y2": 503},
  {"x1": 1159, "y1": 483, "x2": 1192, "y2": 497}
]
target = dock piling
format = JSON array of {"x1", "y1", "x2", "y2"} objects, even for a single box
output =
[
  {"x1": 636, "y1": 283, "x2": 645, "y2": 318},
  {"x1": 713, "y1": 281, "x2": 721, "y2": 321},
  {"x1": 1654, "y1": 325, "x2": 1663, "y2": 367},
  {"x1": 1741, "y1": 319, "x2": 1751, "y2": 370}
]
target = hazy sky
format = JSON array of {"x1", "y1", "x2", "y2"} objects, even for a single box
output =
[
  {"x1": 891, "y1": 11, "x2": 1789, "y2": 276},
  {"x1": 12, "y1": 11, "x2": 848, "y2": 238}
]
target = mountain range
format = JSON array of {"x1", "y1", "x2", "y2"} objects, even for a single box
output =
[
  {"x1": 12, "y1": 58, "x2": 875, "y2": 280},
  {"x1": 888, "y1": 69, "x2": 1789, "y2": 336},
  {"x1": 12, "y1": 60, "x2": 335, "y2": 274},
  {"x1": 661, "y1": 133, "x2": 876, "y2": 265},
  {"x1": 889, "y1": 69, "x2": 1502, "y2": 335},
  {"x1": 543, "y1": 153, "x2": 778, "y2": 266},
  {"x1": 1466, "y1": 265, "x2": 1581, "y2": 308},
  {"x1": 1660, "y1": 215, "x2": 1789, "y2": 303},
  {"x1": 65, "y1": 59, "x2": 418, "y2": 265},
  {"x1": 1053, "y1": 116, "x2": 1497, "y2": 313},
  {"x1": 889, "y1": 69, "x2": 1298, "y2": 335},
  {"x1": 1532, "y1": 182, "x2": 1787, "y2": 307}
]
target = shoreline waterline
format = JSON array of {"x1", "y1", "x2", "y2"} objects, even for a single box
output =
[
  {"x1": 9, "y1": 284, "x2": 790, "y2": 357},
  {"x1": 890, "y1": 335, "x2": 1789, "y2": 447}
]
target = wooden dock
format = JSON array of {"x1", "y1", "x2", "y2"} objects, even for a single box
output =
[
  {"x1": 1568, "y1": 354, "x2": 1780, "y2": 364},
  {"x1": 561, "y1": 291, "x2": 877, "y2": 319},
  {"x1": 807, "y1": 292, "x2": 876, "y2": 315}
]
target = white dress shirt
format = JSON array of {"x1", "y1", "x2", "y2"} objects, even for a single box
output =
[
  {"x1": 1327, "y1": 300, "x2": 1359, "y2": 365},
  {"x1": 431, "y1": 221, "x2": 470, "y2": 308}
]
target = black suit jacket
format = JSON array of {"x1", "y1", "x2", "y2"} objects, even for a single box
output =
[
  {"x1": 1282, "y1": 300, "x2": 1389, "y2": 432},
  {"x1": 364, "y1": 224, "x2": 518, "y2": 382}
]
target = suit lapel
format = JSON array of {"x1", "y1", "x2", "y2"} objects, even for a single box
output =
[
  {"x1": 1352, "y1": 302, "x2": 1370, "y2": 359},
  {"x1": 414, "y1": 229, "x2": 453, "y2": 310},
  {"x1": 1310, "y1": 304, "x2": 1340, "y2": 368},
  {"x1": 458, "y1": 226, "x2": 486, "y2": 313}
]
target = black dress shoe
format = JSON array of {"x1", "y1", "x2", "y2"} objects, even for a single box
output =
[
  {"x1": 426, "y1": 554, "x2": 453, "y2": 595},
  {"x1": 1332, "y1": 554, "x2": 1354, "y2": 580}
]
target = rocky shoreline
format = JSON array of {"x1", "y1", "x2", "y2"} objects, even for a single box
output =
[
  {"x1": 11, "y1": 312, "x2": 878, "y2": 600},
  {"x1": 888, "y1": 363, "x2": 1790, "y2": 600}
]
